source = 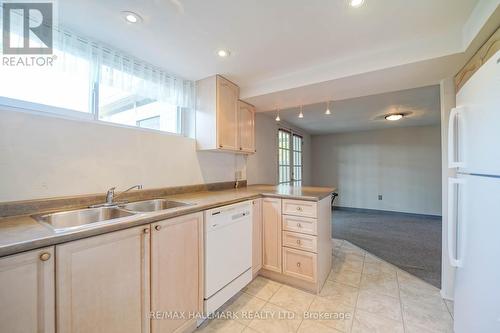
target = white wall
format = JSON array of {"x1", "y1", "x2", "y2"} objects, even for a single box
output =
[
  {"x1": 247, "y1": 113, "x2": 311, "y2": 185},
  {"x1": 0, "y1": 109, "x2": 246, "y2": 202},
  {"x1": 311, "y1": 126, "x2": 442, "y2": 216}
]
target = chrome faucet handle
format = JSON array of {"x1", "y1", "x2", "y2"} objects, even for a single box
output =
[{"x1": 105, "y1": 187, "x2": 116, "y2": 204}]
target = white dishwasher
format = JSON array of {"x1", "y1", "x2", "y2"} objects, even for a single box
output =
[{"x1": 204, "y1": 201, "x2": 252, "y2": 314}]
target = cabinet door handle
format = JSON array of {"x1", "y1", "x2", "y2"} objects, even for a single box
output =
[
  {"x1": 155, "y1": 225, "x2": 161, "y2": 231},
  {"x1": 296, "y1": 262, "x2": 301, "y2": 268},
  {"x1": 296, "y1": 207, "x2": 303, "y2": 211},
  {"x1": 143, "y1": 228, "x2": 150, "y2": 234},
  {"x1": 39, "y1": 252, "x2": 51, "y2": 261}
]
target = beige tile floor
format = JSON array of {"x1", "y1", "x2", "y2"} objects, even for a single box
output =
[{"x1": 196, "y1": 239, "x2": 454, "y2": 333}]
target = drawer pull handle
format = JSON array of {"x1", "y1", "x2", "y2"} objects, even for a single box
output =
[
  {"x1": 155, "y1": 225, "x2": 161, "y2": 231},
  {"x1": 296, "y1": 262, "x2": 301, "y2": 268},
  {"x1": 296, "y1": 207, "x2": 303, "y2": 211},
  {"x1": 297, "y1": 223, "x2": 302, "y2": 228},
  {"x1": 296, "y1": 239, "x2": 301, "y2": 245},
  {"x1": 39, "y1": 252, "x2": 51, "y2": 261},
  {"x1": 143, "y1": 228, "x2": 149, "y2": 234}
]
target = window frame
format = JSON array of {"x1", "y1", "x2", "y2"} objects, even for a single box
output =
[
  {"x1": 277, "y1": 128, "x2": 304, "y2": 185},
  {"x1": 0, "y1": 42, "x2": 189, "y2": 137}
]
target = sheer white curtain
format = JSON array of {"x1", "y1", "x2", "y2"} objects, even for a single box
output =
[{"x1": 55, "y1": 28, "x2": 195, "y2": 109}]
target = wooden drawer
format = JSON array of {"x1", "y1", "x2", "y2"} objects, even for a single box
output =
[
  {"x1": 282, "y1": 247, "x2": 317, "y2": 283},
  {"x1": 282, "y1": 199, "x2": 317, "y2": 218},
  {"x1": 282, "y1": 231, "x2": 317, "y2": 253},
  {"x1": 282, "y1": 215, "x2": 317, "y2": 235}
]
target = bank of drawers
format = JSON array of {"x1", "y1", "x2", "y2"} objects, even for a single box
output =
[{"x1": 281, "y1": 199, "x2": 318, "y2": 282}]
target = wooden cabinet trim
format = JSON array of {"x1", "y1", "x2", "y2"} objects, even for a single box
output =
[{"x1": 455, "y1": 27, "x2": 500, "y2": 92}]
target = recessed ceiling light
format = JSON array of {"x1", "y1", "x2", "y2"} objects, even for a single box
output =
[
  {"x1": 122, "y1": 11, "x2": 142, "y2": 24},
  {"x1": 349, "y1": 0, "x2": 365, "y2": 8},
  {"x1": 217, "y1": 49, "x2": 230, "y2": 58},
  {"x1": 385, "y1": 114, "x2": 404, "y2": 121}
]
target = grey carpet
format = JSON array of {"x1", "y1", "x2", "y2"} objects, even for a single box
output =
[{"x1": 332, "y1": 208, "x2": 442, "y2": 288}]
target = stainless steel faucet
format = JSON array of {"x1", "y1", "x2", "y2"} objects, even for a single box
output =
[
  {"x1": 90, "y1": 184, "x2": 143, "y2": 208},
  {"x1": 105, "y1": 185, "x2": 143, "y2": 205}
]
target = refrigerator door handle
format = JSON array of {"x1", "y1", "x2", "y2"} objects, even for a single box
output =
[
  {"x1": 448, "y1": 106, "x2": 466, "y2": 169},
  {"x1": 448, "y1": 177, "x2": 465, "y2": 267}
]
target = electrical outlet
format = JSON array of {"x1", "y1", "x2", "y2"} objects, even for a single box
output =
[{"x1": 378, "y1": 195, "x2": 383, "y2": 200}]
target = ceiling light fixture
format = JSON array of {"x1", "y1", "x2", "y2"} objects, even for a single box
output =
[
  {"x1": 217, "y1": 49, "x2": 230, "y2": 58},
  {"x1": 122, "y1": 11, "x2": 142, "y2": 24},
  {"x1": 298, "y1": 105, "x2": 304, "y2": 119},
  {"x1": 349, "y1": 0, "x2": 365, "y2": 8},
  {"x1": 385, "y1": 114, "x2": 404, "y2": 121},
  {"x1": 325, "y1": 101, "x2": 332, "y2": 115},
  {"x1": 275, "y1": 108, "x2": 281, "y2": 122}
]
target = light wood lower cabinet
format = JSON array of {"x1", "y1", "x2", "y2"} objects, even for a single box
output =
[
  {"x1": 56, "y1": 225, "x2": 151, "y2": 333},
  {"x1": 151, "y1": 213, "x2": 203, "y2": 333},
  {"x1": 282, "y1": 199, "x2": 317, "y2": 218},
  {"x1": 0, "y1": 246, "x2": 55, "y2": 333},
  {"x1": 282, "y1": 231, "x2": 317, "y2": 253},
  {"x1": 282, "y1": 214, "x2": 317, "y2": 235},
  {"x1": 259, "y1": 196, "x2": 332, "y2": 294},
  {"x1": 262, "y1": 197, "x2": 282, "y2": 273},
  {"x1": 252, "y1": 199, "x2": 263, "y2": 275},
  {"x1": 282, "y1": 247, "x2": 317, "y2": 283}
]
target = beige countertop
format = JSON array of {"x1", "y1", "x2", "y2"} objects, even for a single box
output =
[{"x1": 0, "y1": 185, "x2": 334, "y2": 257}]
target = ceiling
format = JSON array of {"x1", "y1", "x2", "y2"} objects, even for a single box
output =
[
  {"x1": 58, "y1": 0, "x2": 497, "y2": 134},
  {"x1": 274, "y1": 85, "x2": 441, "y2": 135},
  {"x1": 60, "y1": 0, "x2": 480, "y2": 87}
]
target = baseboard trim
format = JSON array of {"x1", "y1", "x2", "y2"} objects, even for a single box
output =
[{"x1": 333, "y1": 206, "x2": 442, "y2": 220}]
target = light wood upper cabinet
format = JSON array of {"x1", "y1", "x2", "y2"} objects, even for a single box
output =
[
  {"x1": 262, "y1": 197, "x2": 282, "y2": 273},
  {"x1": 0, "y1": 247, "x2": 55, "y2": 333},
  {"x1": 217, "y1": 76, "x2": 239, "y2": 150},
  {"x1": 252, "y1": 199, "x2": 263, "y2": 275},
  {"x1": 238, "y1": 100, "x2": 256, "y2": 153},
  {"x1": 196, "y1": 75, "x2": 255, "y2": 154},
  {"x1": 196, "y1": 75, "x2": 239, "y2": 151},
  {"x1": 56, "y1": 225, "x2": 150, "y2": 333},
  {"x1": 151, "y1": 213, "x2": 203, "y2": 333}
]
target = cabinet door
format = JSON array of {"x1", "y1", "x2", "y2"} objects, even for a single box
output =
[
  {"x1": 252, "y1": 199, "x2": 263, "y2": 275},
  {"x1": 57, "y1": 226, "x2": 150, "y2": 333},
  {"x1": 262, "y1": 198, "x2": 282, "y2": 273},
  {"x1": 151, "y1": 213, "x2": 203, "y2": 333},
  {"x1": 216, "y1": 76, "x2": 239, "y2": 151},
  {"x1": 0, "y1": 247, "x2": 55, "y2": 333},
  {"x1": 238, "y1": 101, "x2": 255, "y2": 153}
]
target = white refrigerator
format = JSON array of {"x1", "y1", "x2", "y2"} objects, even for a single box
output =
[{"x1": 448, "y1": 49, "x2": 500, "y2": 333}]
